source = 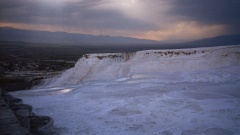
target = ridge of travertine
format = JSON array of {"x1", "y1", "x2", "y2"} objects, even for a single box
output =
[{"x1": 42, "y1": 45, "x2": 240, "y2": 87}]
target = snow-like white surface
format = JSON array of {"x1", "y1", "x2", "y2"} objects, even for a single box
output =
[
  {"x1": 40, "y1": 45, "x2": 240, "y2": 88},
  {"x1": 11, "y1": 45, "x2": 240, "y2": 135}
]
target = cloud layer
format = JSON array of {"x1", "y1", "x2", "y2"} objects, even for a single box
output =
[{"x1": 0, "y1": 0, "x2": 239, "y2": 41}]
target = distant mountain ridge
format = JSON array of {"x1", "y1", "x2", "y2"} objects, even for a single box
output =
[
  {"x1": 0, "y1": 27, "x2": 240, "y2": 46},
  {"x1": 0, "y1": 27, "x2": 158, "y2": 45},
  {"x1": 186, "y1": 34, "x2": 240, "y2": 46}
]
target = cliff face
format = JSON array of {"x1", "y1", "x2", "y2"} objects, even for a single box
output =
[{"x1": 42, "y1": 45, "x2": 240, "y2": 87}]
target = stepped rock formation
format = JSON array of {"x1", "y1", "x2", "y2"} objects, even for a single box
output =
[
  {"x1": 12, "y1": 45, "x2": 240, "y2": 135},
  {"x1": 43, "y1": 45, "x2": 240, "y2": 87}
]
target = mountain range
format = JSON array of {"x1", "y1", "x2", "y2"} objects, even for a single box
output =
[
  {"x1": 0, "y1": 27, "x2": 158, "y2": 45},
  {"x1": 0, "y1": 27, "x2": 240, "y2": 46}
]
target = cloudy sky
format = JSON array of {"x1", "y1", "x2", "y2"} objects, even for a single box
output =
[{"x1": 0, "y1": 0, "x2": 240, "y2": 42}]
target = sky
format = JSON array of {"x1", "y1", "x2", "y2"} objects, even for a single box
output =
[{"x1": 0, "y1": 0, "x2": 240, "y2": 42}]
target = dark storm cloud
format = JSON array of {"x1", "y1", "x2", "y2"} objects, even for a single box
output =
[
  {"x1": 1, "y1": 0, "x2": 240, "y2": 40},
  {"x1": 0, "y1": 0, "x2": 156, "y2": 31},
  {"x1": 169, "y1": 0, "x2": 240, "y2": 33}
]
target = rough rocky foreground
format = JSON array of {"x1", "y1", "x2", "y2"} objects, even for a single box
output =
[{"x1": 1, "y1": 89, "x2": 58, "y2": 135}]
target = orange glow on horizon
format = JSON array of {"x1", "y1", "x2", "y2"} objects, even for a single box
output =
[{"x1": 0, "y1": 22, "x2": 227, "y2": 42}]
